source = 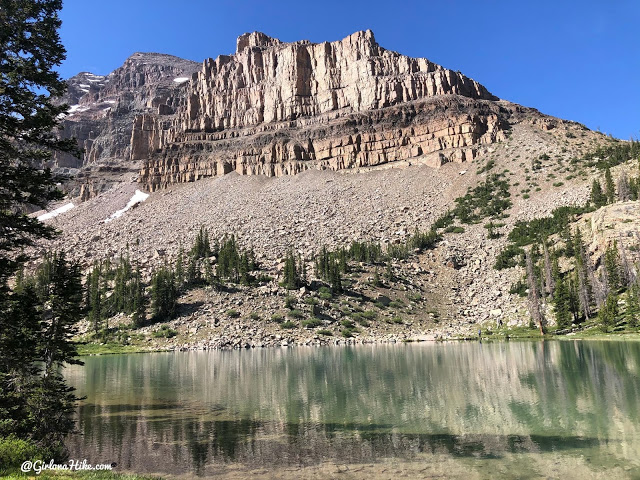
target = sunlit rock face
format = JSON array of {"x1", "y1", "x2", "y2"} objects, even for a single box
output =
[{"x1": 134, "y1": 30, "x2": 510, "y2": 191}]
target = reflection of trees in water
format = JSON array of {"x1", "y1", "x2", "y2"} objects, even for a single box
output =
[
  {"x1": 67, "y1": 408, "x2": 605, "y2": 476},
  {"x1": 64, "y1": 341, "x2": 640, "y2": 475}
]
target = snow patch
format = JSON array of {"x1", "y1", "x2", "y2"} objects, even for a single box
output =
[
  {"x1": 38, "y1": 203, "x2": 74, "y2": 221},
  {"x1": 67, "y1": 104, "x2": 90, "y2": 115},
  {"x1": 173, "y1": 77, "x2": 189, "y2": 84},
  {"x1": 104, "y1": 190, "x2": 149, "y2": 223},
  {"x1": 79, "y1": 83, "x2": 90, "y2": 88}
]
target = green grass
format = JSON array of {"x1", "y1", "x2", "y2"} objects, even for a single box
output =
[{"x1": 75, "y1": 343, "x2": 156, "y2": 356}]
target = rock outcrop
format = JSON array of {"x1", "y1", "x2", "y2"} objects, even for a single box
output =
[
  {"x1": 134, "y1": 30, "x2": 510, "y2": 190},
  {"x1": 53, "y1": 53, "x2": 200, "y2": 197}
]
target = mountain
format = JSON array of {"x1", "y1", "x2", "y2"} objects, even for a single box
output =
[
  {"x1": 37, "y1": 30, "x2": 635, "y2": 348},
  {"x1": 136, "y1": 30, "x2": 508, "y2": 190},
  {"x1": 53, "y1": 53, "x2": 200, "y2": 198}
]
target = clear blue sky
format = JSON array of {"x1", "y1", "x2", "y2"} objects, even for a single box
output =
[{"x1": 58, "y1": 0, "x2": 639, "y2": 140}]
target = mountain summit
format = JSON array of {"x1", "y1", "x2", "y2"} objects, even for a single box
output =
[{"x1": 131, "y1": 30, "x2": 506, "y2": 190}]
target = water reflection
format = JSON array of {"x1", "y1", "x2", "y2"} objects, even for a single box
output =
[{"x1": 64, "y1": 341, "x2": 640, "y2": 476}]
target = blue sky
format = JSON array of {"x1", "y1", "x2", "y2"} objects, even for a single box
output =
[{"x1": 59, "y1": 0, "x2": 639, "y2": 140}]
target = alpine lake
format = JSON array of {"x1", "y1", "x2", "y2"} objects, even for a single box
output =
[{"x1": 64, "y1": 340, "x2": 640, "y2": 479}]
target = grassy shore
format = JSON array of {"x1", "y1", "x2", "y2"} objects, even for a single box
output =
[
  {"x1": 74, "y1": 342, "x2": 165, "y2": 356},
  {"x1": 463, "y1": 324, "x2": 640, "y2": 341}
]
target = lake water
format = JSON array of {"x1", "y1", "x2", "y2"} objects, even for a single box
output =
[{"x1": 64, "y1": 341, "x2": 640, "y2": 479}]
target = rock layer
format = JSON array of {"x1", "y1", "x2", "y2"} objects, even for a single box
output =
[
  {"x1": 53, "y1": 53, "x2": 200, "y2": 197},
  {"x1": 135, "y1": 31, "x2": 510, "y2": 190}
]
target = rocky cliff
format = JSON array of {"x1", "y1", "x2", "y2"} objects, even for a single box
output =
[
  {"x1": 53, "y1": 53, "x2": 200, "y2": 198},
  {"x1": 134, "y1": 30, "x2": 511, "y2": 191}
]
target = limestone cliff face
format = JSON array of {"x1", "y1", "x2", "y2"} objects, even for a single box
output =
[
  {"x1": 136, "y1": 30, "x2": 508, "y2": 191},
  {"x1": 185, "y1": 30, "x2": 494, "y2": 130}
]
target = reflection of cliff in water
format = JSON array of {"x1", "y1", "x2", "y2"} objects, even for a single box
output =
[{"x1": 64, "y1": 341, "x2": 640, "y2": 475}]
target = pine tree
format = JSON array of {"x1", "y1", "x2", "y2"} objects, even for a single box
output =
[
  {"x1": 604, "y1": 168, "x2": 615, "y2": 204},
  {"x1": 625, "y1": 283, "x2": 640, "y2": 328},
  {"x1": 175, "y1": 245, "x2": 184, "y2": 291},
  {"x1": 618, "y1": 236, "x2": 635, "y2": 288},
  {"x1": 282, "y1": 251, "x2": 300, "y2": 290},
  {"x1": 598, "y1": 292, "x2": 619, "y2": 332},
  {"x1": 151, "y1": 265, "x2": 177, "y2": 321},
  {"x1": 526, "y1": 251, "x2": 546, "y2": 334},
  {"x1": 542, "y1": 242, "x2": 554, "y2": 296},
  {"x1": 130, "y1": 264, "x2": 146, "y2": 327},
  {"x1": 0, "y1": 0, "x2": 82, "y2": 452},
  {"x1": 590, "y1": 179, "x2": 607, "y2": 207},
  {"x1": 561, "y1": 225, "x2": 574, "y2": 257},
  {"x1": 604, "y1": 242, "x2": 622, "y2": 293},
  {"x1": 87, "y1": 262, "x2": 104, "y2": 335},
  {"x1": 203, "y1": 255, "x2": 214, "y2": 286},
  {"x1": 553, "y1": 276, "x2": 572, "y2": 329},
  {"x1": 568, "y1": 272, "x2": 581, "y2": 323}
]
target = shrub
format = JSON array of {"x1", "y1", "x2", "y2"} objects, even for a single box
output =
[
  {"x1": 288, "y1": 309, "x2": 304, "y2": 319},
  {"x1": 281, "y1": 320, "x2": 297, "y2": 329},
  {"x1": 0, "y1": 436, "x2": 46, "y2": 472},
  {"x1": 340, "y1": 319, "x2": 355, "y2": 329},
  {"x1": 284, "y1": 296, "x2": 297, "y2": 309},
  {"x1": 341, "y1": 328, "x2": 354, "y2": 338},
  {"x1": 494, "y1": 245, "x2": 525, "y2": 270},
  {"x1": 271, "y1": 313, "x2": 284, "y2": 323},
  {"x1": 302, "y1": 318, "x2": 323, "y2": 329},
  {"x1": 318, "y1": 286, "x2": 332, "y2": 299},
  {"x1": 152, "y1": 325, "x2": 178, "y2": 338},
  {"x1": 389, "y1": 300, "x2": 404, "y2": 309},
  {"x1": 317, "y1": 329, "x2": 333, "y2": 336},
  {"x1": 509, "y1": 280, "x2": 528, "y2": 297},
  {"x1": 226, "y1": 309, "x2": 240, "y2": 318}
]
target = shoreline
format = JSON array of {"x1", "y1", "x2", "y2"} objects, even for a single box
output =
[{"x1": 75, "y1": 328, "x2": 640, "y2": 356}]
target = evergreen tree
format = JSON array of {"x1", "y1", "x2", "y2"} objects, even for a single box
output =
[
  {"x1": 553, "y1": 276, "x2": 572, "y2": 329},
  {"x1": 568, "y1": 272, "x2": 581, "y2": 323},
  {"x1": 561, "y1": 224, "x2": 574, "y2": 257},
  {"x1": 625, "y1": 283, "x2": 640, "y2": 328},
  {"x1": 190, "y1": 225, "x2": 212, "y2": 260},
  {"x1": 598, "y1": 292, "x2": 619, "y2": 332},
  {"x1": 604, "y1": 242, "x2": 622, "y2": 293},
  {"x1": 282, "y1": 251, "x2": 300, "y2": 290},
  {"x1": 618, "y1": 237, "x2": 635, "y2": 288},
  {"x1": 526, "y1": 252, "x2": 546, "y2": 334},
  {"x1": 0, "y1": 0, "x2": 79, "y2": 288},
  {"x1": 130, "y1": 264, "x2": 146, "y2": 327},
  {"x1": 86, "y1": 261, "x2": 104, "y2": 335},
  {"x1": 604, "y1": 168, "x2": 615, "y2": 204},
  {"x1": 203, "y1": 255, "x2": 214, "y2": 286},
  {"x1": 542, "y1": 242, "x2": 554, "y2": 296},
  {"x1": 0, "y1": 0, "x2": 82, "y2": 453},
  {"x1": 151, "y1": 266, "x2": 177, "y2": 321},
  {"x1": 175, "y1": 245, "x2": 184, "y2": 291},
  {"x1": 590, "y1": 179, "x2": 607, "y2": 207}
]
